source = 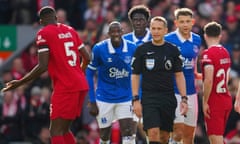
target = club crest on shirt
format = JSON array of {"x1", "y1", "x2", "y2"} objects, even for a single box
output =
[
  {"x1": 165, "y1": 59, "x2": 172, "y2": 70},
  {"x1": 124, "y1": 56, "x2": 132, "y2": 64},
  {"x1": 146, "y1": 59, "x2": 155, "y2": 70},
  {"x1": 107, "y1": 58, "x2": 112, "y2": 62},
  {"x1": 36, "y1": 35, "x2": 46, "y2": 44},
  {"x1": 203, "y1": 54, "x2": 208, "y2": 59},
  {"x1": 193, "y1": 45, "x2": 199, "y2": 53}
]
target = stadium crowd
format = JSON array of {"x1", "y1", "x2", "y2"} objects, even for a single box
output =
[{"x1": 1, "y1": 0, "x2": 240, "y2": 143}]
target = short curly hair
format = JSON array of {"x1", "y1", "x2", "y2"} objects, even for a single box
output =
[{"x1": 128, "y1": 5, "x2": 151, "y2": 21}]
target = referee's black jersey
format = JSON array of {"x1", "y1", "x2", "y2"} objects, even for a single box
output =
[{"x1": 131, "y1": 41, "x2": 183, "y2": 92}]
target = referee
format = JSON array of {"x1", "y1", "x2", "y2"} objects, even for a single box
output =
[{"x1": 131, "y1": 16, "x2": 188, "y2": 144}]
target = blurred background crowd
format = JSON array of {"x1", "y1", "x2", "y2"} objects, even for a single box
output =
[{"x1": 1, "y1": 0, "x2": 240, "y2": 144}]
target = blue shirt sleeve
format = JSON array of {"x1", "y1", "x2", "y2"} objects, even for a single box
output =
[
  {"x1": 86, "y1": 44, "x2": 100, "y2": 102},
  {"x1": 86, "y1": 68, "x2": 96, "y2": 102}
]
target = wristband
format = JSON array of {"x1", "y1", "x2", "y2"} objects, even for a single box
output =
[
  {"x1": 132, "y1": 95, "x2": 139, "y2": 102},
  {"x1": 181, "y1": 96, "x2": 188, "y2": 100},
  {"x1": 181, "y1": 96, "x2": 188, "y2": 104}
]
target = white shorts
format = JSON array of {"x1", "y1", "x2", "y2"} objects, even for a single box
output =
[
  {"x1": 96, "y1": 100, "x2": 133, "y2": 128},
  {"x1": 174, "y1": 93, "x2": 198, "y2": 127}
]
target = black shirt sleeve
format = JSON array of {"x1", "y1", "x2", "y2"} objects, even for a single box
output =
[
  {"x1": 172, "y1": 44, "x2": 183, "y2": 72},
  {"x1": 131, "y1": 45, "x2": 143, "y2": 74}
]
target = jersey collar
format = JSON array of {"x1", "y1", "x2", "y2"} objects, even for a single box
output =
[
  {"x1": 132, "y1": 28, "x2": 151, "y2": 43},
  {"x1": 107, "y1": 38, "x2": 128, "y2": 54},
  {"x1": 176, "y1": 28, "x2": 193, "y2": 43}
]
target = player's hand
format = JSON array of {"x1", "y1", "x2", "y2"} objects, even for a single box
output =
[
  {"x1": 1, "y1": 80, "x2": 21, "y2": 92},
  {"x1": 203, "y1": 102, "x2": 210, "y2": 119},
  {"x1": 80, "y1": 63, "x2": 87, "y2": 74},
  {"x1": 234, "y1": 99, "x2": 240, "y2": 114},
  {"x1": 195, "y1": 72, "x2": 202, "y2": 80},
  {"x1": 180, "y1": 101, "x2": 188, "y2": 116},
  {"x1": 132, "y1": 100, "x2": 142, "y2": 118},
  {"x1": 88, "y1": 102, "x2": 99, "y2": 117}
]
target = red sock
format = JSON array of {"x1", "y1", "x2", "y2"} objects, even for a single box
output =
[
  {"x1": 51, "y1": 135, "x2": 65, "y2": 144},
  {"x1": 64, "y1": 132, "x2": 76, "y2": 144}
]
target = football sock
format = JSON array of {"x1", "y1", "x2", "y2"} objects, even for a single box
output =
[
  {"x1": 122, "y1": 136, "x2": 136, "y2": 144},
  {"x1": 51, "y1": 135, "x2": 65, "y2": 144},
  {"x1": 64, "y1": 132, "x2": 76, "y2": 144}
]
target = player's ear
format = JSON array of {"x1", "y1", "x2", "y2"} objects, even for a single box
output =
[
  {"x1": 174, "y1": 20, "x2": 178, "y2": 27},
  {"x1": 55, "y1": 16, "x2": 57, "y2": 21},
  {"x1": 121, "y1": 28, "x2": 124, "y2": 34},
  {"x1": 192, "y1": 19, "x2": 195, "y2": 25},
  {"x1": 218, "y1": 34, "x2": 222, "y2": 40},
  {"x1": 39, "y1": 19, "x2": 42, "y2": 25},
  {"x1": 203, "y1": 33, "x2": 207, "y2": 40},
  {"x1": 107, "y1": 31, "x2": 111, "y2": 37},
  {"x1": 164, "y1": 27, "x2": 168, "y2": 34}
]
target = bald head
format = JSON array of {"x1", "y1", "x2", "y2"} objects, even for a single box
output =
[
  {"x1": 39, "y1": 6, "x2": 57, "y2": 26},
  {"x1": 109, "y1": 21, "x2": 122, "y2": 31},
  {"x1": 108, "y1": 21, "x2": 123, "y2": 46},
  {"x1": 39, "y1": 6, "x2": 56, "y2": 19}
]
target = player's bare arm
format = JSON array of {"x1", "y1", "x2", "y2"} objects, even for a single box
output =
[
  {"x1": 194, "y1": 57, "x2": 202, "y2": 80},
  {"x1": 203, "y1": 65, "x2": 214, "y2": 118},
  {"x1": 2, "y1": 50, "x2": 49, "y2": 92},
  {"x1": 235, "y1": 82, "x2": 240, "y2": 113},
  {"x1": 131, "y1": 74, "x2": 142, "y2": 118},
  {"x1": 88, "y1": 102, "x2": 99, "y2": 117},
  {"x1": 175, "y1": 71, "x2": 188, "y2": 115},
  {"x1": 79, "y1": 46, "x2": 91, "y2": 71}
]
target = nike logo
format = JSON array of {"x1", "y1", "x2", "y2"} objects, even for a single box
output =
[{"x1": 147, "y1": 52, "x2": 154, "y2": 55}]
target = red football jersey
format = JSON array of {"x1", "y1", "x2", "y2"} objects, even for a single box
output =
[
  {"x1": 201, "y1": 45, "x2": 232, "y2": 110},
  {"x1": 36, "y1": 23, "x2": 88, "y2": 93}
]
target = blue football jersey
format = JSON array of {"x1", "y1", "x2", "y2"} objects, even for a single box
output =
[
  {"x1": 165, "y1": 29, "x2": 201, "y2": 95},
  {"x1": 86, "y1": 38, "x2": 137, "y2": 103},
  {"x1": 123, "y1": 28, "x2": 152, "y2": 46}
]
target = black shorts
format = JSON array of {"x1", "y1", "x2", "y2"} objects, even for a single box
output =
[{"x1": 142, "y1": 91, "x2": 177, "y2": 132}]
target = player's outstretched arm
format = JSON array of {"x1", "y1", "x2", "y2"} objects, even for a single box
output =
[
  {"x1": 86, "y1": 67, "x2": 98, "y2": 116},
  {"x1": 79, "y1": 47, "x2": 91, "y2": 71},
  {"x1": 175, "y1": 71, "x2": 188, "y2": 116},
  {"x1": 131, "y1": 74, "x2": 142, "y2": 118},
  {"x1": 235, "y1": 81, "x2": 240, "y2": 114},
  {"x1": 1, "y1": 50, "x2": 49, "y2": 92},
  {"x1": 194, "y1": 57, "x2": 202, "y2": 80},
  {"x1": 202, "y1": 65, "x2": 214, "y2": 119}
]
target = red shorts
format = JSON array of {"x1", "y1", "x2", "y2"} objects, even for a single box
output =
[
  {"x1": 205, "y1": 109, "x2": 231, "y2": 135},
  {"x1": 50, "y1": 90, "x2": 88, "y2": 120}
]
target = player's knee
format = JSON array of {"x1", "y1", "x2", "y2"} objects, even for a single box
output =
[
  {"x1": 172, "y1": 129, "x2": 183, "y2": 141},
  {"x1": 172, "y1": 126, "x2": 184, "y2": 141},
  {"x1": 121, "y1": 127, "x2": 133, "y2": 136},
  {"x1": 173, "y1": 131, "x2": 183, "y2": 141},
  {"x1": 183, "y1": 133, "x2": 194, "y2": 141},
  {"x1": 160, "y1": 136, "x2": 169, "y2": 144},
  {"x1": 160, "y1": 131, "x2": 170, "y2": 144},
  {"x1": 148, "y1": 129, "x2": 160, "y2": 140},
  {"x1": 132, "y1": 121, "x2": 138, "y2": 134},
  {"x1": 100, "y1": 133, "x2": 110, "y2": 141},
  {"x1": 99, "y1": 128, "x2": 111, "y2": 141}
]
